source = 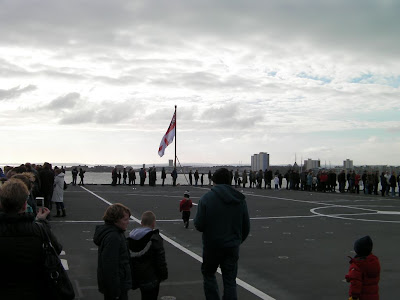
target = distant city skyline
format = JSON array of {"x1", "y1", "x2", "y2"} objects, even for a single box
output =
[
  {"x1": 2, "y1": 159, "x2": 399, "y2": 169},
  {"x1": 1, "y1": 1, "x2": 399, "y2": 165}
]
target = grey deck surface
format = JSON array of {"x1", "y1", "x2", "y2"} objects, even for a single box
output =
[{"x1": 53, "y1": 184, "x2": 399, "y2": 299}]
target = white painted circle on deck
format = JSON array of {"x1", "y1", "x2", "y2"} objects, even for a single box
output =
[{"x1": 310, "y1": 206, "x2": 400, "y2": 223}]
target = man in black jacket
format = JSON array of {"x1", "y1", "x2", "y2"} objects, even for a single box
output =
[
  {"x1": 127, "y1": 211, "x2": 168, "y2": 300},
  {"x1": 38, "y1": 162, "x2": 54, "y2": 212},
  {"x1": 0, "y1": 178, "x2": 62, "y2": 300},
  {"x1": 338, "y1": 170, "x2": 346, "y2": 193},
  {"x1": 194, "y1": 168, "x2": 250, "y2": 300}
]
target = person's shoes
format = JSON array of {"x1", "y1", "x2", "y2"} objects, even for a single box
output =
[{"x1": 54, "y1": 210, "x2": 61, "y2": 217}]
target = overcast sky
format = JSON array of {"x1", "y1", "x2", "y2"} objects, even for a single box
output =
[{"x1": 1, "y1": 0, "x2": 399, "y2": 167}]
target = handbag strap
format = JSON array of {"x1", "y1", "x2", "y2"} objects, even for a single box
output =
[{"x1": 36, "y1": 222, "x2": 58, "y2": 256}]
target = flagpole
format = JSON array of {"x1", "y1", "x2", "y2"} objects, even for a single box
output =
[{"x1": 174, "y1": 105, "x2": 177, "y2": 168}]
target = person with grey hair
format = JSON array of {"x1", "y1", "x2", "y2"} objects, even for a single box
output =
[{"x1": 194, "y1": 168, "x2": 250, "y2": 300}]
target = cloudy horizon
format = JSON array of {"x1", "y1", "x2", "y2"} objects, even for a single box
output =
[{"x1": 1, "y1": 0, "x2": 399, "y2": 166}]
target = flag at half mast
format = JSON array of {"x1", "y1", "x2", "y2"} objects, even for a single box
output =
[{"x1": 158, "y1": 111, "x2": 176, "y2": 157}]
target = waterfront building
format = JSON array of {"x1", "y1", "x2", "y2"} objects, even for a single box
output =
[
  {"x1": 344, "y1": 159, "x2": 353, "y2": 170},
  {"x1": 251, "y1": 152, "x2": 269, "y2": 171},
  {"x1": 304, "y1": 159, "x2": 320, "y2": 170}
]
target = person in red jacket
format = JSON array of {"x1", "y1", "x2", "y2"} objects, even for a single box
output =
[
  {"x1": 319, "y1": 171, "x2": 328, "y2": 193},
  {"x1": 354, "y1": 172, "x2": 361, "y2": 194},
  {"x1": 179, "y1": 190, "x2": 193, "y2": 229},
  {"x1": 345, "y1": 235, "x2": 380, "y2": 300}
]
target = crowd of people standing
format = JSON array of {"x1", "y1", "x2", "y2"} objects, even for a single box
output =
[
  {"x1": 2, "y1": 161, "x2": 389, "y2": 299},
  {"x1": 101, "y1": 164, "x2": 400, "y2": 198},
  {"x1": 0, "y1": 163, "x2": 67, "y2": 299},
  {"x1": 0, "y1": 162, "x2": 71, "y2": 218},
  {"x1": 227, "y1": 168, "x2": 400, "y2": 197}
]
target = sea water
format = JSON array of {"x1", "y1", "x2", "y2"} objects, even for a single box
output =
[{"x1": 65, "y1": 171, "x2": 208, "y2": 186}]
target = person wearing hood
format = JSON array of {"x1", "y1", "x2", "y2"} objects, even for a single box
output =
[
  {"x1": 127, "y1": 211, "x2": 168, "y2": 300},
  {"x1": 51, "y1": 168, "x2": 66, "y2": 217},
  {"x1": 194, "y1": 168, "x2": 250, "y2": 300},
  {"x1": 94, "y1": 203, "x2": 132, "y2": 300},
  {"x1": 345, "y1": 235, "x2": 380, "y2": 300}
]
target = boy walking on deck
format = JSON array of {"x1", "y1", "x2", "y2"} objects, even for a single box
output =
[
  {"x1": 179, "y1": 190, "x2": 193, "y2": 228},
  {"x1": 128, "y1": 211, "x2": 168, "y2": 300}
]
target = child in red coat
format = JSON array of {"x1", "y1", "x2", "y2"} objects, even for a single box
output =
[
  {"x1": 345, "y1": 235, "x2": 380, "y2": 300},
  {"x1": 179, "y1": 190, "x2": 193, "y2": 229}
]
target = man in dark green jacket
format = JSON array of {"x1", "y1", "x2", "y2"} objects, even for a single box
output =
[{"x1": 194, "y1": 168, "x2": 250, "y2": 300}]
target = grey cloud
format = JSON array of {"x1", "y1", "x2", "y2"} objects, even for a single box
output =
[
  {"x1": 149, "y1": 71, "x2": 260, "y2": 92},
  {"x1": 198, "y1": 103, "x2": 265, "y2": 130},
  {"x1": 0, "y1": 58, "x2": 31, "y2": 78},
  {"x1": 45, "y1": 92, "x2": 80, "y2": 110},
  {"x1": 59, "y1": 110, "x2": 95, "y2": 125},
  {"x1": 57, "y1": 98, "x2": 147, "y2": 125},
  {"x1": 201, "y1": 104, "x2": 238, "y2": 121},
  {"x1": 387, "y1": 126, "x2": 400, "y2": 133},
  {"x1": 1, "y1": 0, "x2": 398, "y2": 60},
  {"x1": 94, "y1": 102, "x2": 138, "y2": 124},
  {"x1": 0, "y1": 85, "x2": 37, "y2": 100}
]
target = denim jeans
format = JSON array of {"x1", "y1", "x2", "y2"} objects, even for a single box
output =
[{"x1": 201, "y1": 246, "x2": 239, "y2": 300}]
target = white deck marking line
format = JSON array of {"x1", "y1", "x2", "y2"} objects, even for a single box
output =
[
  {"x1": 251, "y1": 215, "x2": 320, "y2": 220},
  {"x1": 52, "y1": 220, "x2": 105, "y2": 223},
  {"x1": 126, "y1": 193, "x2": 200, "y2": 199},
  {"x1": 52, "y1": 215, "x2": 315, "y2": 223},
  {"x1": 310, "y1": 207, "x2": 400, "y2": 223},
  {"x1": 378, "y1": 211, "x2": 400, "y2": 215},
  {"x1": 125, "y1": 193, "x2": 199, "y2": 205},
  {"x1": 246, "y1": 192, "x2": 400, "y2": 220},
  {"x1": 154, "y1": 219, "x2": 193, "y2": 222},
  {"x1": 329, "y1": 212, "x2": 380, "y2": 216},
  {"x1": 244, "y1": 192, "x2": 362, "y2": 208},
  {"x1": 81, "y1": 186, "x2": 275, "y2": 300}
]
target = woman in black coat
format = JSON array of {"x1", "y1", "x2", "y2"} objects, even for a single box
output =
[
  {"x1": 389, "y1": 172, "x2": 397, "y2": 197},
  {"x1": 380, "y1": 172, "x2": 388, "y2": 196},
  {"x1": 0, "y1": 178, "x2": 62, "y2": 300}
]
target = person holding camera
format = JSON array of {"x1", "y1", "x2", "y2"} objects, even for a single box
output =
[{"x1": 0, "y1": 178, "x2": 62, "y2": 300}]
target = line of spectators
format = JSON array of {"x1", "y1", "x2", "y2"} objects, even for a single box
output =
[
  {"x1": 1, "y1": 162, "x2": 70, "y2": 217},
  {"x1": 227, "y1": 168, "x2": 399, "y2": 197}
]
